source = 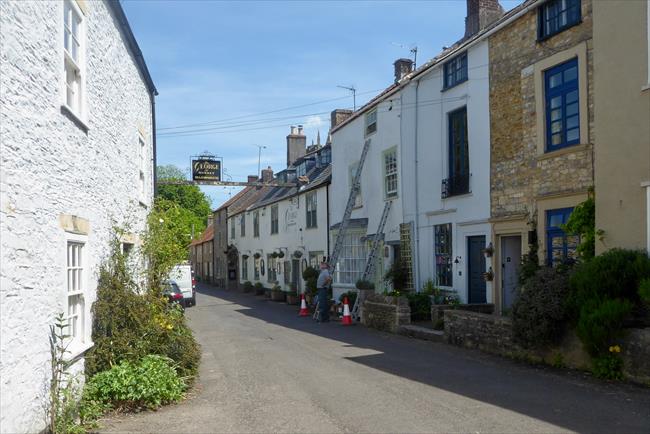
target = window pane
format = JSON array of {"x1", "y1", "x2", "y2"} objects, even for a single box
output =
[
  {"x1": 566, "y1": 102, "x2": 579, "y2": 116},
  {"x1": 565, "y1": 90, "x2": 578, "y2": 104},
  {"x1": 567, "y1": 128, "x2": 579, "y2": 142},
  {"x1": 566, "y1": 116, "x2": 579, "y2": 130},
  {"x1": 563, "y1": 66, "x2": 578, "y2": 82},
  {"x1": 550, "y1": 96, "x2": 562, "y2": 109},
  {"x1": 549, "y1": 72, "x2": 563, "y2": 88}
]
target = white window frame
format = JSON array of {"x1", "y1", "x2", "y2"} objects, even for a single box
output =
[
  {"x1": 270, "y1": 205, "x2": 279, "y2": 234},
  {"x1": 64, "y1": 235, "x2": 90, "y2": 355},
  {"x1": 242, "y1": 256, "x2": 248, "y2": 280},
  {"x1": 62, "y1": 0, "x2": 86, "y2": 122},
  {"x1": 365, "y1": 109, "x2": 377, "y2": 136},
  {"x1": 383, "y1": 147, "x2": 398, "y2": 199},
  {"x1": 334, "y1": 230, "x2": 368, "y2": 285},
  {"x1": 306, "y1": 191, "x2": 317, "y2": 229}
]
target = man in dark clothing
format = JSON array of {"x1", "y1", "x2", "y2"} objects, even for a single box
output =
[{"x1": 316, "y1": 261, "x2": 331, "y2": 322}]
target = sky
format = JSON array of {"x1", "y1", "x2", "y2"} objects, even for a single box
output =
[{"x1": 121, "y1": 0, "x2": 523, "y2": 209}]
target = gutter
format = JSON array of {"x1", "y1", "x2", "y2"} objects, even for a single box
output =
[
  {"x1": 413, "y1": 79, "x2": 421, "y2": 293},
  {"x1": 151, "y1": 92, "x2": 157, "y2": 196},
  {"x1": 326, "y1": 183, "x2": 331, "y2": 261}
]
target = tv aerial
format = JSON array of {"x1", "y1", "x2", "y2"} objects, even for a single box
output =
[{"x1": 392, "y1": 42, "x2": 418, "y2": 69}]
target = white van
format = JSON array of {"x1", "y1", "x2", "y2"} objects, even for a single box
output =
[{"x1": 169, "y1": 263, "x2": 196, "y2": 306}]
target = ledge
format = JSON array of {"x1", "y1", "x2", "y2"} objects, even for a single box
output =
[
  {"x1": 60, "y1": 105, "x2": 89, "y2": 133},
  {"x1": 536, "y1": 143, "x2": 590, "y2": 162},
  {"x1": 64, "y1": 341, "x2": 94, "y2": 363}
]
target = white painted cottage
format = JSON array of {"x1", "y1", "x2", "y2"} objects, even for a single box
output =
[
  {"x1": 228, "y1": 128, "x2": 332, "y2": 293},
  {"x1": 0, "y1": 0, "x2": 156, "y2": 431},
  {"x1": 330, "y1": 0, "x2": 503, "y2": 303}
]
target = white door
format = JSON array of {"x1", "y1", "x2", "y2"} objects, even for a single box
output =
[{"x1": 501, "y1": 236, "x2": 521, "y2": 309}]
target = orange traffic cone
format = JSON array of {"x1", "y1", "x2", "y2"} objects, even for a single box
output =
[
  {"x1": 341, "y1": 296, "x2": 352, "y2": 325},
  {"x1": 299, "y1": 293, "x2": 309, "y2": 317}
]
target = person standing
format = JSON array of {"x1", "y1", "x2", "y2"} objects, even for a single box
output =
[{"x1": 316, "y1": 261, "x2": 332, "y2": 322}]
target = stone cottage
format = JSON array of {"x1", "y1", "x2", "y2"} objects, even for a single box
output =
[{"x1": 0, "y1": 0, "x2": 156, "y2": 431}]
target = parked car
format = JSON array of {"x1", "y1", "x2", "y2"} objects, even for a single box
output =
[
  {"x1": 169, "y1": 263, "x2": 196, "y2": 306},
  {"x1": 162, "y1": 281, "x2": 185, "y2": 310}
]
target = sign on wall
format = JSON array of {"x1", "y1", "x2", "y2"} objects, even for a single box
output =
[{"x1": 192, "y1": 157, "x2": 221, "y2": 183}]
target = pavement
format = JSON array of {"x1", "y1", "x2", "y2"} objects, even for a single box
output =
[{"x1": 99, "y1": 283, "x2": 650, "y2": 433}]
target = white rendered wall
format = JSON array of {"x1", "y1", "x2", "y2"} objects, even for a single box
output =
[
  {"x1": 400, "y1": 40, "x2": 493, "y2": 302},
  {"x1": 0, "y1": 1, "x2": 154, "y2": 432},
  {"x1": 329, "y1": 99, "x2": 404, "y2": 295}
]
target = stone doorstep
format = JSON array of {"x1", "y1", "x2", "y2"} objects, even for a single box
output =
[{"x1": 398, "y1": 325, "x2": 445, "y2": 343}]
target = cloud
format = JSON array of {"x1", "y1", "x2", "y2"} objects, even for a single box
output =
[{"x1": 304, "y1": 115, "x2": 324, "y2": 129}]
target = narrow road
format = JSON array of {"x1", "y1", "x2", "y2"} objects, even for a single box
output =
[{"x1": 100, "y1": 284, "x2": 650, "y2": 433}]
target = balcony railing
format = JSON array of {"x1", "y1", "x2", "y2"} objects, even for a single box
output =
[{"x1": 441, "y1": 173, "x2": 470, "y2": 198}]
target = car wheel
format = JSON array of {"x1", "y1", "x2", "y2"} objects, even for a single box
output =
[{"x1": 191, "y1": 296, "x2": 196, "y2": 306}]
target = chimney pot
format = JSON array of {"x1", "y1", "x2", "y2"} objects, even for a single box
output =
[
  {"x1": 287, "y1": 126, "x2": 307, "y2": 166},
  {"x1": 247, "y1": 175, "x2": 258, "y2": 183},
  {"x1": 393, "y1": 58, "x2": 414, "y2": 83},
  {"x1": 261, "y1": 167, "x2": 274, "y2": 183},
  {"x1": 464, "y1": 0, "x2": 504, "y2": 39}
]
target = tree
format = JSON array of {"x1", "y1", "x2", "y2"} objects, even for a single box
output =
[{"x1": 155, "y1": 165, "x2": 212, "y2": 236}]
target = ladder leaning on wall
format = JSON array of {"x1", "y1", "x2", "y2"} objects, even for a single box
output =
[{"x1": 327, "y1": 137, "x2": 393, "y2": 322}]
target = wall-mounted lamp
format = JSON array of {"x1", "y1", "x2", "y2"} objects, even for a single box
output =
[{"x1": 454, "y1": 256, "x2": 461, "y2": 264}]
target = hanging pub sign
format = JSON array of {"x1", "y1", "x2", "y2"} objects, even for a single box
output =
[{"x1": 192, "y1": 157, "x2": 221, "y2": 183}]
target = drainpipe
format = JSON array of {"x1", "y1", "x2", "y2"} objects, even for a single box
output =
[
  {"x1": 326, "y1": 183, "x2": 331, "y2": 260},
  {"x1": 413, "y1": 79, "x2": 421, "y2": 293}
]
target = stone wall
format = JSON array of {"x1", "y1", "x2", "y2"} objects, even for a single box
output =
[
  {"x1": 362, "y1": 294, "x2": 411, "y2": 333},
  {"x1": 444, "y1": 310, "x2": 650, "y2": 385},
  {"x1": 431, "y1": 303, "x2": 495, "y2": 325},
  {"x1": 0, "y1": 1, "x2": 154, "y2": 432},
  {"x1": 489, "y1": 0, "x2": 594, "y2": 219}
]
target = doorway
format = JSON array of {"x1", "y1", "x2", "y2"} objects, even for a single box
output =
[
  {"x1": 292, "y1": 259, "x2": 300, "y2": 292},
  {"x1": 501, "y1": 236, "x2": 522, "y2": 309},
  {"x1": 467, "y1": 235, "x2": 486, "y2": 304}
]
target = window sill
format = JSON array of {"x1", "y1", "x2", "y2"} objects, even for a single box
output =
[
  {"x1": 64, "y1": 341, "x2": 94, "y2": 362},
  {"x1": 305, "y1": 226, "x2": 318, "y2": 230},
  {"x1": 642, "y1": 84, "x2": 650, "y2": 93},
  {"x1": 537, "y1": 143, "x2": 590, "y2": 161},
  {"x1": 60, "y1": 104, "x2": 89, "y2": 133},
  {"x1": 139, "y1": 200, "x2": 149, "y2": 208},
  {"x1": 537, "y1": 20, "x2": 582, "y2": 43},
  {"x1": 441, "y1": 79, "x2": 468, "y2": 92},
  {"x1": 443, "y1": 191, "x2": 472, "y2": 200}
]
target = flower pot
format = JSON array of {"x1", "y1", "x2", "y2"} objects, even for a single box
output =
[{"x1": 271, "y1": 289, "x2": 286, "y2": 302}]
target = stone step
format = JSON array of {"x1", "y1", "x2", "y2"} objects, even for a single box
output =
[{"x1": 398, "y1": 325, "x2": 445, "y2": 342}]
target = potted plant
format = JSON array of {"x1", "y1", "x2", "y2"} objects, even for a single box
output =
[
  {"x1": 483, "y1": 267, "x2": 494, "y2": 282},
  {"x1": 286, "y1": 284, "x2": 299, "y2": 305},
  {"x1": 292, "y1": 250, "x2": 303, "y2": 259},
  {"x1": 253, "y1": 282, "x2": 265, "y2": 296},
  {"x1": 302, "y1": 266, "x2": 319, "y2": 304},
  {"x1": 243, "y1": 281, "x2": 254, "y2": 293},
  {"x1": 253, "y1": 252, "x2": 261, "y2": 259},
  {"x1": 278, "y1": 251, "x2": 285, "y2": 259},
  {"x1": 271, "y1": 284, "x2": 286, "y2": 302},
  {"x1": 271, "y1": 251, "x2": 279, "y2": 259}
]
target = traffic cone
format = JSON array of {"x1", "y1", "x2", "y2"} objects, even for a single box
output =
[
  {"x1": 299, "y1": 294, "x2": 309, "y2": 317},
  {"x1": 341, "y1": 296, "x2": 352, "y2": 325}
]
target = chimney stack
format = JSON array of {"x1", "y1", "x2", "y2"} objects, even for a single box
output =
[
  {"x1": 464, "y1": 0, "x2": 504, "y2": 39},
  {"x1": 247, "y1": 175, "x2": 258, "y2": 184},
  {"x1": 330, "y1": 109, "x2": 354, "y2": 129},
  {"x1": 393, "y1": 58, "x2": 414, "y2": 83},
  {"x1": 286, "y1": 126, "x2": 306, "y2": 167},
  {"x1": 261, "y1": 166, "x2": 274, "y2": 183}
]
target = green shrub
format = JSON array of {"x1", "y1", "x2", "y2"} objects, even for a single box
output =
[
  {"x1": 576, "y1": 298, "x2": 632, "y2": 356},
  {"x1": 639, "y1": 278, "x2": 650, "y2": 304},
  {"x1": 512, "y1": 267, "x2": 571, "y2": 348},
  {"x1": 355, "y1": 279, "x2": 375, "y2": 290},
  {"x1": 406, "y1": 292, "x2": 432, "y2": 321},
  {"x1": 83, "y1": 355, "x2": 185, "y2": 411},
  {"x1": 568, "y1": 249, "x2": 650, "y2": 312},
  {"x1": 384, "y1": 259, "x2": 409, "y2": 290},
  {"x1": 562, "y1": 194, "x2": 597, "y2": 260},
  {"x1": 339, "y1": 291, "x2": 357, "y2": 308},
  {"x1": 421, "y1": 279, "x2": 438, "y2": 296},
  {"x1": 86, "y1": 240, "x2": 200, "y2": 380},
  {"x1": 302, "y1": 266, "x2": 319, "y2": 296},
  {"x1": 591, "y1": 353, "x2": 624, "y2": 380},
  {"x1": 254, "y1": 282, "x2": 264, "y2": 289},
  {"x1": 244, "y1": 281, "x2": 254, "y2": 290}
]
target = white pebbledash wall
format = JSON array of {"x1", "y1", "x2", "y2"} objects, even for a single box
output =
[{"x1": 0, "y1": 1, "x2": 154, "y2": 432}]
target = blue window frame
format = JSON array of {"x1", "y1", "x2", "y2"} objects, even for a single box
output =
[
  {"x1": 538, "y1": 0, "x2": 581, "y2": 40},
  {"x1": 546, "y1": 207, "x2": 579, "y2": 266},
  {"x1": 443, "y1": 52, "x2": 468, "y2": 89},
  {"x1": 545, "y1": 58, "x2": 580, "y2": 152}
]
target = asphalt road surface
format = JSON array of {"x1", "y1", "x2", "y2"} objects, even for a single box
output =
[{"x1": 100, "y1": 284, "x2": 650, "y2": 433}]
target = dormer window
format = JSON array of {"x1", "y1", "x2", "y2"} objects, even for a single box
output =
[
  {"x1": 365, "y1": 109, "x2": 377, "y2": 136},
  {"x1": 443, "y1": 52, "x2": 468, "y2": 90},
  {"x1": 538, "y1": 0, "x2": 581, "y2": 40},
  {"x1": 297, "y1": 162, "x2": 306, "y2": 177}
]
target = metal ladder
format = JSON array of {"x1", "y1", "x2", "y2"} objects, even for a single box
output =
[
  {"x1": 350, "y1": 200, "x2": 392, "y2": 321},
  {"x1": 328, "y1": 138, "x2": 372, "y2": 271}
]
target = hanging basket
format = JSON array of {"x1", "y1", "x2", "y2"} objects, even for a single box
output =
[
  {"x1": 278, "y1": 251, "x2": 285, "y2": 258},
  {"x1": 253, "y1": 252, "x2": 261, "y2": 259},
  {"x1": 292, "y1": 250, "x2": 303, "y2": 258}
]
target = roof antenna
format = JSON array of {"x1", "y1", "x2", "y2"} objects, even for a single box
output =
[
  {"x1": 337, "y1": 85, "x2": 356, "y2": 111},
  {"x1": 392, "y1": 42, "x2": 418, "y2": 69}
]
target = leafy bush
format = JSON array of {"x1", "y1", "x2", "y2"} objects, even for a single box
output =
[
  {"x1": 339, "y1": 291, "x2": 357, "y2": 308},
  {"x1": 384, "y1": 259, "x2": 409, "y2": 290},
  {"x1": 639, "y1": 278, "x2": 650, "y2": 304},
  {"x1": 421, "y1": 279, "x2": 438, "y2": 296},
  {"x1": 254, "y1": 282, "x2": 264, "y2": 289},
  {"x1": 575, "y1": 298, "x2": 632, "y2": 356},
  {"x1": 562, "y1": 193, "x2": 598, "y2": 260},
  {"x1": 243, "y1": 281, "x2": 254, "y2": 291},
  {"x1": 86, "y1": 238, "x2": 200, "y2": 380},
  {"x1": 83, "y1": 355, "x2": 185, "y2": 411},
  {"x1": 512, "y1": 267, "x2": 571, "y2": 348},
  {"x1": 406, "y1": 292, "x2": 431, "y2": 321},
  {"x1": 355, "y1": 279, "x2": 375, "y2": 290},
  {"x1": 519, "y1": 242, "x2": 540, "y2": 286},
  {"x1": 302, "y1": 266, "x2": 319, "y2": 296},
  {"x1": 568, "y1": 249, "x2": 650, "y2": 312},
  {"x1": 591, "y1": 353, "x2": 624, "y2": 380}
]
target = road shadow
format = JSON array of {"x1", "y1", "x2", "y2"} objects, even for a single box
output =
[{"x1": 195, "y1": 284, "x2": 650, "y2": 434}]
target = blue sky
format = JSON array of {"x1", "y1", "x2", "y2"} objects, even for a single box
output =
[{"x1": 122, "y1": 0, "x2": 522, "y2": 208}]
